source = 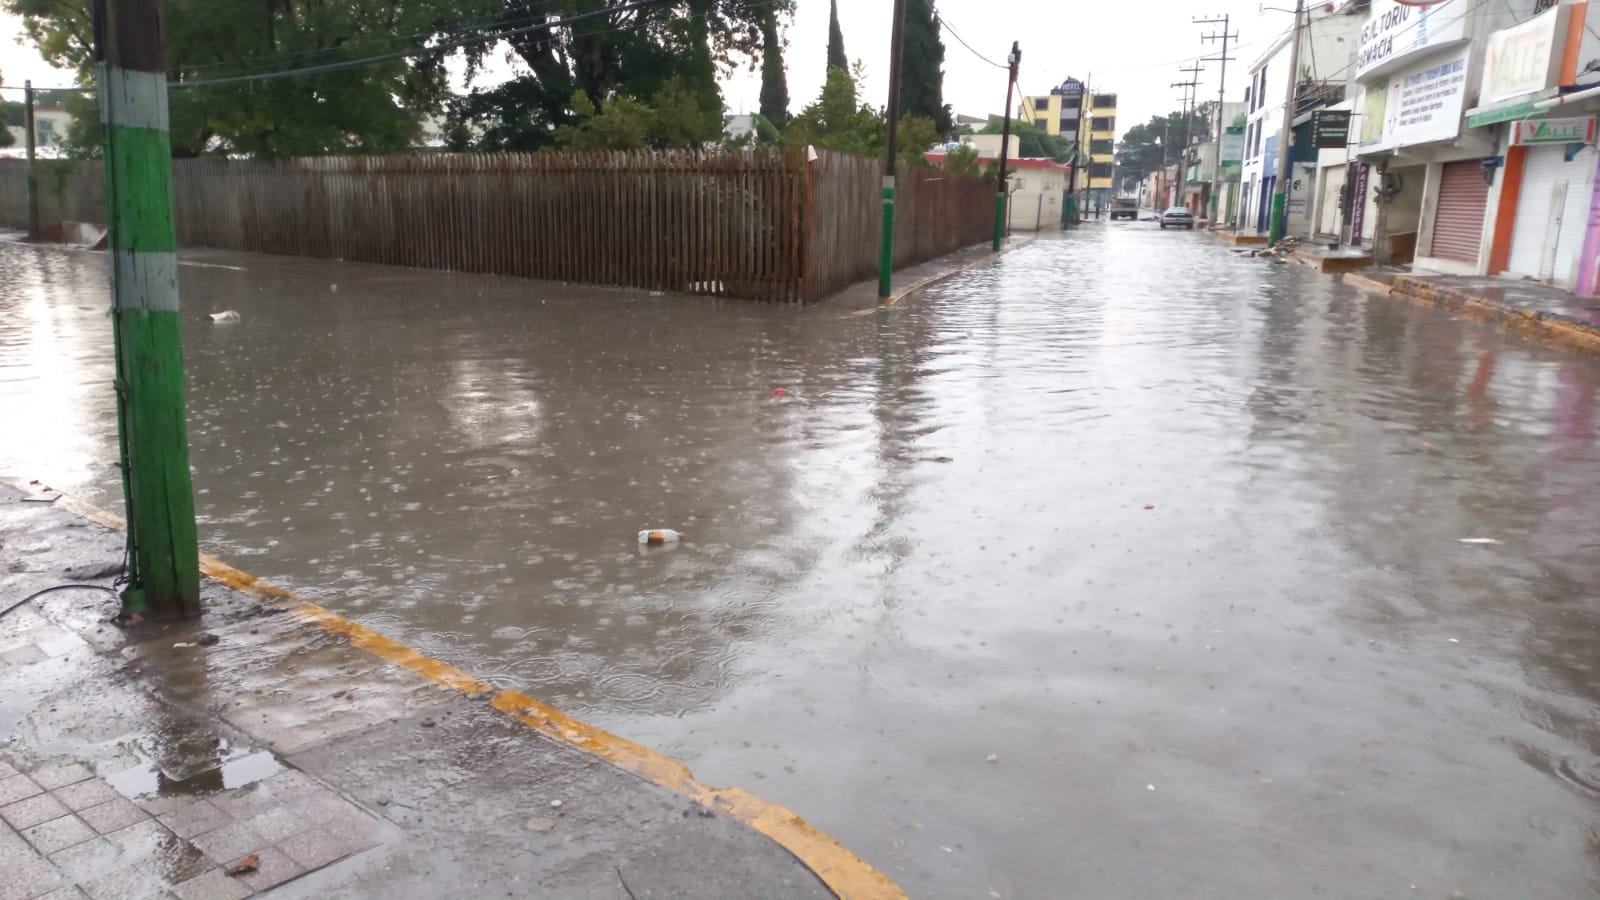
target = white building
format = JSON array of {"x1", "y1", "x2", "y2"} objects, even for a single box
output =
[
  {"x1": 1237, "y1": 2, "x2": 1365, "y2": 235},
  {"x1": 1350, "y1": 0, "x2": 1558, "y2": 271}
]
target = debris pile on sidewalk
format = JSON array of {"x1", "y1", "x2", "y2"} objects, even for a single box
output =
[{"x1": 1231, "y1": 236, "x2": 1300, "y2": 263}]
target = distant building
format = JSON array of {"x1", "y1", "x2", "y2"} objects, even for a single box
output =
[
  {"x1": 3, "y1": 106, "x2": 72, "y2": 156},
  {"x1": 1017, "y1": 78, "x2": 1117, "y2": 207}
]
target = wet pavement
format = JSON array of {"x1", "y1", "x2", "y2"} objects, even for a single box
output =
[{"x1": 5, "y1": 223, "x2": 1600, "y2": 898}]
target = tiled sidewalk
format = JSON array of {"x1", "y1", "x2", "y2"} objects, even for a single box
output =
[{"x1": 0, "y1": 751, "x2": 393, "y2": 900}]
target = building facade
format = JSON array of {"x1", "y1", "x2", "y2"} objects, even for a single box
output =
[
  {"x1": 1019, "y1": 78, "x2": 1117, "y2": 207},
  {"x1": 1236, "y1": 2, "x2": 1365, "y2": 235}
]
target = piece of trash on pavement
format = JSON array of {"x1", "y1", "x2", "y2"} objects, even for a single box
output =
[
  {"x1": 638, "y1": 529, "x2": 682, "y2": 545},
  {"x1": 226, "y1": 855, "x2": 260, "y2": 876},
  {"x1": 550, "y1": 799, "x2": 563, "y2": 809},
  {"x1": 985, "y1": 754, "x2": 999, "y2": 763},
  {"x1": 773, "y1": 387, "x2": 787, "y2": 396},
  {"x1": 208, "y1": 310, "x2": 241, "y2": 323},
  {"x1": 1143, "y1": 504, "x2": 1155, "y2": 510},
  {"x1": 1458, "y1": 538, "x2": 1501, "y2": 545},
  {"x1": 526, "y1": 816, "x2": 557, "y2": 832},
  {"x1": 172, "y1": 642, "x2": 196, "y2": 649},
  {"x1": 1448, "y1": 638, "x2": 1460, "y2": 643}
]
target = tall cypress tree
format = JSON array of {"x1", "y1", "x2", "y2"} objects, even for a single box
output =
[
  {"x1": 900, "y1": 0, "x2": 952, "y2": 136},
  {"x1": 827, "y1": 0, "x2": 848, "y2": 72},
  {"x1": 759, "y1": 8, "x2": 790, "y2": 129}
]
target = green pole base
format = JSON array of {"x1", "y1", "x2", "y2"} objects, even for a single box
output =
[
  {"x1": 992, "y1": 193, "x2": 1006, "y2": 250},
  {"x1": 1268, "y1": 191, "x2": 1287, "y2": 243},
  {"x1": 879, "y1": 183, "x2": 896, "y2": 299}
]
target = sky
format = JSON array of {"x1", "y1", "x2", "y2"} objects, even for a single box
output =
[{"x1": 2, "y1": 0, "x2": 1296, "y2": 140}]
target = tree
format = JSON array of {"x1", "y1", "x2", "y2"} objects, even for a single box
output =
[
  {"x1": 5, "y1": 0, "x2": 485, "y2": 157},
  {"x1": 450, "y1": 0, "x2": 787, "y2": 152},
  {"x1": 827, "y1": 0, "x2": 848, "y2": 73},
  {"x1": 552, "y1": 76, "x2": 722, "y2": 151},
  {"x1": 899, "y1": 0, "x2": 951, "y2": 137},
  {"x1": 782, "y1": 63, "x2": 936, "y2": 170},
  {"x1": 941, "y1": 143, "x2": 980, "y2": 176},
  {"x1": 1115, "y1": 104, "x2": 1214, "y2": 183},
  {"x1": 978, "y1": 119, "x2": 1070, "y2": 162},
  {"x1": 758, "y1": 7, "x2": 789, "y2": 129}
]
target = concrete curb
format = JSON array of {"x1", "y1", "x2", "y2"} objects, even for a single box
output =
[
  {"x1": 1341, "y1": 272, "x2": 1600, "y2": 356},
  {"x1": 8, "y1": 479, "x2": 907, "y2": 900}
]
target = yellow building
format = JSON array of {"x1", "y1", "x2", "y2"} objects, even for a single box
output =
[{"x1": 1019, "y1": 78, "x2": 1117, "y2": 206}]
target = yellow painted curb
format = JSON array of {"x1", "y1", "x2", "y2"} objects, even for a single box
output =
[{"x1": 13, "y1": 481, "x2": 906, "y2": 900}]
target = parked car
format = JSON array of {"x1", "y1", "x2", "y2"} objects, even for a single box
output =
[
  {"x1": 1159, "y1": 206, "x2": 1195, "y2": 230},
  {"x1": 1110, "y1": 197, "x2": 1139, "y2": 220}
]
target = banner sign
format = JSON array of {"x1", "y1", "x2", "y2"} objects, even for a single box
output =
[
  {"x1": 1479, "y1": 7, "x2": 1564, "y2": 106},
  {"x1": 1357, "y1": 0, "x2": 1469, "y2": 79},
  {"x1": 1312, "y1": 110, "x2": 1352, "y2": 148},
  {"x1": 1512, "y1": 116, "x2": 1597, "y2": 144},
  {"x1": 1220, "y1": 126, "x2": 1244, "y2": 180},
  {"x1": 1363, "y1": 48, "x2": 1469, "y2": 150}
]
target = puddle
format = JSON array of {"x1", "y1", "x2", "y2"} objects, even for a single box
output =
[{"x1": 107, "y1": 746, "x2": 284, "y2": 800}]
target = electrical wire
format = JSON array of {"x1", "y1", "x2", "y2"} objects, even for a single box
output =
[
  {"x1": 939, "y1": 16, "x2": 1008, "y2": 71},
  {"x1": 0, "y1": 584, "x2": 119, "y2": 622},
  {"x1": 171, "y1": 0, "x2": 671, "y2": 89}
]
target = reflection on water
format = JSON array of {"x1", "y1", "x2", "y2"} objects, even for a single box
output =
[{"x1": 5, "y1": 232, "x2": 1600, "y2": 897}]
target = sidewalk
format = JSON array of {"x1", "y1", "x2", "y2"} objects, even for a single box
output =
[
  {"x1": 0, "y1": 482, "x2": 898, "y2": 899},
  {"x1": 1343, "y1": 269, "x2": 1600, "y2": 355},
  {"x1": 829, "y1": 236, "x2": 1036, "y2": 311}
]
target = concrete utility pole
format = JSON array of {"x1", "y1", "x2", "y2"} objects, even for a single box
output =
[
  {"x1": 23, "y1": 80, "x2": 38, "y2": 237},
  {"x1": 878, "y1": 0, "x2": 908, "y2": 299},
  {"x1": 1197, "y1": 15, "x2": 1237, "y2": 226},
  {"x1": 1269, "y1": 0, "x2": 1304, "y2": 243},
  {"x1": 994, "y1": 42, "x2": 1020, "y2": 250},
  {"x1": 95, "y1": 0, "x2": 202, "y2": 618}
]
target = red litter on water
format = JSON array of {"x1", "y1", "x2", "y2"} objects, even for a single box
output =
[
  {"x1": 773, "y1": 388, "x2": 787, "y2": 396},
  {"x1": 1143, "y1": 504, "x2": 1155, "y2": 510}
]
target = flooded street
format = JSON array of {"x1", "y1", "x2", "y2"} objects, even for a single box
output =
[{"x1": 6, "y1": 227, "x2": 1600, "y2": 898}]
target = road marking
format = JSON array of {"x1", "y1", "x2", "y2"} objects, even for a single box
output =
[{"x1": 20, "y1": 482, "x2": 905, "y2": 900}]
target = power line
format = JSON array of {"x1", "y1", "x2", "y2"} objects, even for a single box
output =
[
  {"x1": 173, "y1": 0, "x2": 669, "y2": 89},
  {"x1": 939, "y1": 16, "x2": 1008, "y2": 70}
]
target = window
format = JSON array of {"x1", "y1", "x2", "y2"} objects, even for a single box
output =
[
  {"x1": 1090, "y1": 162, "x2": 1113, "y2": 179},
  {"x1": 1092, "y1": 94, "x2": 1116, "y2": 109},
  {"x1": 1244, "y1": 85, "x2": 1253, "y2": 109},
  {"x1": 1034, "y1": 98, "x2": 1050, "y2": 111},
  {"x1": 1091, "y1": 116, "x2": 1112, "y2": 132},
  {"x1": 1091, "y1": 139, "x2": 1113, "y2": 156}
]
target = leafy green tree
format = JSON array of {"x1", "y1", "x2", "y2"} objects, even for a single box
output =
[
  {"x1": 452, "y1": 0, "x2": 787, "y2": 151},
  {"x1": 1115, "y1": 103, "x2": 1214, "y2": 182},
  {"x1": 827, "y1": 0, "x2": 847, "y2": 73},
  {"x1": 553, "y1": 76, "x2": 722, "y2": 151},
  {"x1": 978, "y1": 119, "x2": 1070, "y2": 162},
  {"x1": 782, "y1": 64, "x2": 935, "y2": 170},
  {"x1": 5, "y1": 0, "x2": 486, "y2": 157},
  {"x1": 758, "y1": 7, "x2": 790, "y2": 129},
  {"x1": 941, "y1": 143, "x2": 980, "y2": 176},
  {"x1": 899, "y1": 0, "x2": 951, "y2": 137}
]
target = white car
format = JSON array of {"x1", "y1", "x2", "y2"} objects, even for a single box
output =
[{"x1": 1159, "y1": 207, "x2": 1196, "y2": 230}]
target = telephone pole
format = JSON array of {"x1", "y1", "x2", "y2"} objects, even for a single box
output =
[
  {"x1": 1171, "y1": 64, "x2": 1202, "y2": 210},
  {"x1": 1197, "y1": 15, "x2": 1237, "y2": 226},
  {"x1": 1269, "y1": 0, "x2": 1304, "y2": 243},
  {"x1": 23, "y1": 80, "x2": 38, "y2": 237},
  {"x1": 878, "y1": 0, "x2": 908, "y2": 298},
  {"x1": 994, "y1": 43, "x2": 1020, "y2": 250},
  {"x1": 94, "y1": 0, "x2": 202, "y2": 618}
]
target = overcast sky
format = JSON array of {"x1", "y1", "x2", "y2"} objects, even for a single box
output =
[{"x1": 2, "y1": 0, "x2": 1295, "y2": 139}]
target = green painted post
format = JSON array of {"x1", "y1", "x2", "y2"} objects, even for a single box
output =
[
  {"x1": 1268, "y1": 191, "x2": 1286, "y2": 243},
  {"x1": 879, "y1": 176, "x2": 896, "y2": 298},
  {"x1": 992, "y1": 193, "x2": 1005, "y2": 250},
  {"x1": 97, "y1": 0, "x2": 201, "y2": 619}
]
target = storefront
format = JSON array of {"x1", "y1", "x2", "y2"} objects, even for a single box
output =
[
  {"x1": 1468, "y1": 3, "x2": 1600, "y2": 289},
  {"x1": 1431, "y1": 160, "x2": 1491, "y2": 265}
]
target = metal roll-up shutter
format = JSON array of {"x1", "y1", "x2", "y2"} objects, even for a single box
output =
[
  {"x1": 1432, "y1": 159, "x2": 1490, "y2": 264},
  {"x1": 1508, "y1": 145, "x2": 1594, "y2": 285}
]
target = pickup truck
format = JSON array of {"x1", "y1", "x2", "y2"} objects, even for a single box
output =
[{"x1": 1109, "y1": 197, "x2": 1139, "y2": 220}]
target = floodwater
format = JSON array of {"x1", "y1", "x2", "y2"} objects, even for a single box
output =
[{"x1": 5, "y1": 228, "x2": 1600, "y2": 898}]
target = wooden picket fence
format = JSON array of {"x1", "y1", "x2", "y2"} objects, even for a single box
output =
[{"x1": 0, "y1": 148, "x2": 993, "y2": 301}]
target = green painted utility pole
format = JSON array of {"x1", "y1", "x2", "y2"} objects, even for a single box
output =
[
  {"x1": 1268, "y1": 0, "x2": 1303, "y2": 243},
  {"x1": 96, "y1": 0, "x2": 202, "y2": 619},
  {"x1": 23, "y1": 80, "x2": 39, "y2": 237},
  {"x1": 994, "y1": 43, "x2": 1019, "y2": 250},
  {"x1": 878, "y1": 0, "x2": 907, "y2": 299}
]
